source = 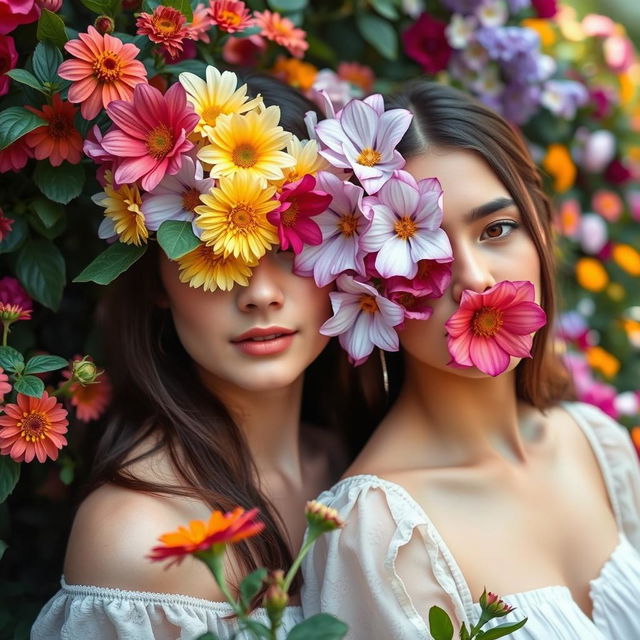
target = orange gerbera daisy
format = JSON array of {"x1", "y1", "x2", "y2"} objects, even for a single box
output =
[
  {"x1": 136, "y1": 5, "x2": 190, "y2": 60},
  {"x1": 0, "y1": 391, "x2": 68, "y2": 463},
  {"x1": 25, "y1": 94, "x2": 83, "y2": 167},
  {"x1": 58, "y1": 26, "x2": 148, "y2": 120},
  {"x1": 148, "y1": 507, "x2": 264, "y2": 566},
  {"x1": 271, "y1": 56, "x2": 317, "y2": 92},
  {"x1": 254, "y1": 10, "x2": 308, "y2": 58},
  {"x1": 209, "y1": 0, "x2": 254, "y2": 34}
]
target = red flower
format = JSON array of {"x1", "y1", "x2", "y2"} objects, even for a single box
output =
[
  {"x1": 0, "y1": 34, "x2": 18, "y2": 97},
  {"x1": 0, "y1": 209, "x2": 13, "y2": 243},
  {"x1": 605, "y1": 158, "x2": 632, "y2": 185},
  {"x1": 0, "y1": 0, "x2": 39, "y2": 36},
  {"x1": 222, "y1": 33, "x2": 266, "y2": 67},
  {"x1": 402, "y1": 12, "x2": 452, "y2": 74},
  {"x1": 531, "y1": 0, "x2": 558, "y2": 18},
  {"x1": 136, "y1": 5, "x2": 191, "y2": 59},
  {"x1": 0, "y1": 137, "x2": 33, "y2": 173}
]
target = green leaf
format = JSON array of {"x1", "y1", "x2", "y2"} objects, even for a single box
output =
[
  {"x1": 164, "y1": 59, "x2": 208, "y2": 77},
  {"x1": 476, "y1": 618, "x2": 528, "y2": 640},
  {"x1": 13, "y1": 375, "x2": 45, "y2": 398},
  {"x1": 160, "y1": 0, "x2": 193, "y2": 21},
  {"x1": 0, "y1": 215, "x2": 29, "y2": 254},
  {"x1": 28, "y1": 208, "x2": 67, "y2": 240},
  {"x1": 33, "y1": 161, "x2": 85, "y2": 205},
  {"x1": 240, "y1": 620, "x2": 271, "y2": 639},
  {"x1": 81, "y1": 0, "x2": 119, "y2": 15},
  {"x1": 31, "y1": 198, "x2": 65, "y2": 229},
  {"x1": 5, "y1": 69, "x2": 46, "y2": 94},
  {"x1": 287, "y1": 614, "x2": 348, "y2": 640},
  {"x1": 24, "y1": 355, "x2": 68, "y2": 375},
  {"x1": 36, "y1": 9, "x2": 69, "y2": 48},
  {"x1": 32, "y1": 41, "x2": 63, "y2": 85},
  {"x1": 157, "y1": 220, "x2": 201, "y2": 259},
  {"x1": 0, "y1": 456, "x2": 20, "y2": 503},
  {"x1": 15, "y1": 237, "x2": 66, "y2": 311},
  {"x1": 369, "y1": 0, "x2": 399, "y2": 20},
  {"x1": 0, "y1": 540, "x2": 7, "y2": 561},
  {"x1": 267, "y1": 0, "x2": 308, "y2": 11},
  {"x1": 74, "y1": 242, "x2": 147, "y2": 285},
  {"x1": 0, "y1": 107, "x2": 46, "y2": 151},
  {"x1": 239, "y1": 567, "x2": 267, "y2": 610},
  {"x1": 428, "y1": 606, "x2": 454, "y2": 640},
  {"x1": 0, "y1": 346, "x2": 24, "y2": 373},
  {"x1": 355, "y1": 13, "x2": 398, "y2": 60},
  {"x1": 59, "y1": 464, "x2": 74, "y2": 486}
]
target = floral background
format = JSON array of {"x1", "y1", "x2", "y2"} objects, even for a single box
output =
[{"x1": 0, "y1": 0, "x2": 638, "y2": 635}]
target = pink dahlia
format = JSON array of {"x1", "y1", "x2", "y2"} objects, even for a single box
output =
[
  {"x1": 136, "y1": 5, "x2": 191, "y2": 60},
  {"x1": 0, "y1": 137, "x2": 33, "y2": 173},
  {"x1": 254, "y1": 9, "x2": 308, "y2": 58},
  {"x1": 187, "y1": 3, "x2": 213, "y2": 42},
  {"x1": 101, "y1": 82, "x2": 199, "y2": 192},
  {"x1": 445, "y1": 280, "x2": 547, "y2": 377},
  {"x1": 402, "y1": 12, "x2": 452, "y2": 74},
  {"x1": 0, "y1": 0, "x2": 39, "y2": 35},
  {"x1": 267, "y1": 174, "x2": 330, "y2": 254},
  {"x1": 0, "y1": 35, "x2": 18, "y2": 97}
]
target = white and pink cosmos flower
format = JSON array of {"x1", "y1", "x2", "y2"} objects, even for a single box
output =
[
  {"x1": 320, "y1": 275, "x2": 405, "y2": 366},
  {"x1": 445, "y1": 280, "x2": 547, "y2": 377},
  {"x1": 360, "y1": 171, "x2": 452, "y2": 278},
  {"x1": 314, "y1": 94, "x2": 413, "y2": 194}
]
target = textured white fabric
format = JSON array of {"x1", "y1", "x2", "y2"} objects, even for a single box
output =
[
  {"x1": 301, "y1": 402, "x2": 640, "y2": 640},
  {"x1": 31, "y1": 579, "x2": 303, "y2": 639}
]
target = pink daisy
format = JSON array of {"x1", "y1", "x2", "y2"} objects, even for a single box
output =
[
  {"x1": 254, "y1": 9, "x2": 308, "y2": 58},
  {"x1": 136, "y1": 5, "x2": 191, "y2": 60},
  {"x1": 209, "y1": 0, "x2": 254, "y2": 34}
]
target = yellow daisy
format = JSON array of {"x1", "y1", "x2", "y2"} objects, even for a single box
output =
[
  {"x1": 198, "y1": 105, "x2": 295, "y2": 182},
  {"x1": 279, "y1": 136, "x2": 330, "y2": 186},
  {"x1": 93, "y1": 172, "x2": 147, "y2": 246},
  {"x1": 177, "y1": 244, "x2": 256, "y2": 292},
  {"x1": 179, "y1": 66, "x2": 263, "y2": 138},
  {"x1": 195, "y1": 171, "x2": 279, "y2": 263}
]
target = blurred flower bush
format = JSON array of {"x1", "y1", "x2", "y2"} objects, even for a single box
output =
[{"x1": 0, "y1": 0, "x2": 638, "y2": 635}]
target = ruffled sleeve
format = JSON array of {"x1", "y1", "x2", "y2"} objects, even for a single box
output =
[
  {"x1": 31, "y1": 579, "x2": 303, "y2": 640},
  {"x1": 565, "y1": 401, "x2": 640, "y2": 550},
  {"x1": 301, "y1": 475, "x2": 470, "y2": 640}
]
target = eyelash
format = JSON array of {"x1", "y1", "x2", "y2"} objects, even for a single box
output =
[{"x1": 481, "y1": 220, "x2": 519, "y2": 241}]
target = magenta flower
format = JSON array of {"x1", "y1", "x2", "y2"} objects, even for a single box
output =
[
  {"x1": 320, "y1": 275, "x2": 405, "y2": 365},
  {"x1": 294, "y1": 171, "x2": 369, "y2": 286},
  {"x1": 0, "y1": 276, "x2": 33, "y2": 312},
  {"x1": 314, "y1": 94, "x2": 412, "y2": 194},
  {"x1": 0, "y1": 35, "x2": 18, "y2": 97},
  {"x1": 402, "y1": 12, "x2": 452, "y2": 74},
  {"x1": 361, "y1": 171, "x2": 452, "y2": 278},
  {"x1": 445, "y1": 280, "x2": 547, "y2": 377},
  {"x1": 267, "y1": 175, "x2": 331, "y2": 254},
  {"x1": 0, "y1": 0, "x2": 39, "y2": 35},
  {"x1": 101, "y1": 82, "x2": 200, "y2": 192}
]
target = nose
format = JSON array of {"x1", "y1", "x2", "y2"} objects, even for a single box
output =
[
  {"x1": 449, "y1": 244, "x2": 496, "y2": 303},
  {"x1": 236, "y1": 253, "x2": 285, "y2": 312}
]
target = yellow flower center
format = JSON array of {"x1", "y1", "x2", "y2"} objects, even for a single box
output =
[
  {"x1": 394, "y1": 216, "x2": 417, "y2": 240},
  {"x1": 93, "y1": 50, "x2": 123, "y2": 83},
  {"x1": 359, "y1": 295, "x2": 379, "y2": 314},
  {"x1": 232, "y1": 143, "x2": 259, "y2": 168},
  {"x1": 281, "y1": 201, "x2": 299, "y2": 227},
  {"x1": 182, "y1": 188, "x2": 202, "y2": 212},
  {"x1": 202, "y1": 105, "x2": 222, "y2": 126},
  {"x1": 220, "y1": 10, "x2": 241, "y2": 25},
  {"x1": 230, "y1": 205, "x2": 255, "y2": 229},
  {"x1": 472, "y1": 307, "x2": 503, "y2": 337},
  {"x1": 155, "y1": 16, "x2": 179, "y2": 35},
  {"x1": 356, "y1": 147, "x2": 381, "y2": 167},
  {"x1": 147, "y1": 123, "x2": 174, "y2": 159},
  {"x1": 395, "y1": 292, "x2": 417, "y2": 309},
  {"x1": 18, "y1": 411, "x2": 51, "y2": 442},
  {"x1": 337, "y1": 214, "x2": 358, "y2": 237}
]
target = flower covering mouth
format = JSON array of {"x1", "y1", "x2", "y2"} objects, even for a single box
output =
[{"x1": 445, "y1": 280, "x2": 547, "y2": 377}]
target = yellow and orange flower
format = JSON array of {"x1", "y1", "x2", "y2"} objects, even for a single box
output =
[
  {"x1": 0, "y1": 391, "x2": 68, "y2": 463},
  {"x1": 177, "y1": 244, "x2": 256, "y2": 292},
  {"x1": 254, "y1": 9, "x2": 308, "y2": 58},
  {"x1": 575, "y1": 257, "x2": 608, "y2": 292},
  {"x1": 148, "y1": 507, "x2": 264, "y2": 566},
  {"x1": 209, "y1": 0, "x2": 254, "y2": 34},
  {"x1": 271, "y1": 56, "x2": 317, "y2": 92},
  {"x1": 542, "y1": 143, "x2": 576, "y2": 193},
  {"x1": 25, "y1": 94, "x2": 83, "y2": 167},
  {"x1": 337, "y1": 61, "x2": 375, "y2": 94},
  {"x1": 612, "y1": 243, "x2": 640, "y2": 276},
  {"x1": 58, "y1": 26, "x2": 148, "y2": 120},
  {"x1": 585, "y1": 345, "x2": 620, "y2": 379},
  {"x1": 279, "y1": 136, "x2": 329, "y2": 188},
  {"x1": 62, "y1": 367, "x2": 112, "y2": 423}
]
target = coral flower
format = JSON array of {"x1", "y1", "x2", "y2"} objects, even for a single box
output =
[
  {"x1": 179, "y1": 66, "x2": 263, "y2": 139},
  {"x1": 101, "y1": 82, "x2": 199, "y2": 192},
  {"x1": 315, "y1": 94, "x2": 413, "y2": 195},
  {"x1": 209, "y1": 0, "x2": 254, "y2": 34},
  {"x1": 222, "y1": 33, "x2": 266, "y2": 67},
  {"x1": 177, "y1": 243, "x2": 256, "y2": 291},
  {"x1": 0, "y1": 367, "x2": 10, "y2": 403},
  {"x1": 592, "y1": 189, "x2": 623, "y2": 223},
  {"x1": 267, "y1": 174, "x2": 330, "y2": 253},
  {"x1": 25, "y1": 94, "x2": 83, "y2": 167},
  {"x1": 271, "y1": 56, "x2": 318, "y2": 92},
  {"x1": 136, "y1": 5, "x2": 190, "y2": 60},
  {"x1": 199, "y1": 105, "x2": 295, "y2": 182},
  {"x1": 0, "y1": 209, "x2": 13, "y2": 243},
  {"x1": 361, "y1": 171, "x2": 452, "y2": 278},
  {"x1": 195, "y1": 171, "x2": 279, "y2": 263},
  {"x1": 58, "y1": 26, "x2": 148, "y2": 120},
  {"x1": 93, "y1": 172, "x2": 147, "y2": 246},
  {"x1": 0, "y1": 137, "x2": 32, "y2": 173},
  {"x1": 0, "y1": 302, "x2": 31, "y2": 325},
  {"x1": 186, "y1": 3, "x2": 213, "y2": 42},
  {"x1": 337, "y1": 61, "x2": 375, "y2": 95},
  {"x1": 445, "y1": 280, "x2": 547, "y2": 377},
  {"x1": 148, "y1": 507, "x2": 264, "y2": 566},
  {"x1": 320, "y1": 275, "x2": 405, "y2": 366},
  {"x1": 254, "y1": 9, "x2": 308, "y2": 58},
  {"x1": 63, "y1": 370, "x2": 112, "y2": 423},
  {"x1": 0, "y1": 392, "x2": 68, "y2": 463}
]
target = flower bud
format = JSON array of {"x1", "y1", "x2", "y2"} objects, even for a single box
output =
[
  {"x1": 479, "y1": 589, "x2": 516, "y2": 618},
  {"x1": 71, "y1": 356, "x2": 100, "y2": 385},
  {"x1": 305, "y1": 500, "x2": 344, "y2": 535},
  {"x1": 36, "y1": 0, "x2": 62, "y2": 12},
  {"x1": 94, "y1": 15, "x2": 115, "y2": 35},
  {"x1": 263, "y1": 570, "x2": 288, "y2": 629}
]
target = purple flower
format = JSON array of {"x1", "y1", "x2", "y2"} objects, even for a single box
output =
[
  {"x1": 541, "y1": 80, "x2": 589, "y2": 119},
  {"x1": 320, "y1": 275, "x2": 405, "y2": 365},
  {"x1": 501, "y1": 82, "x2": 541, "y2": 123},
  {"x1": 505, "y1": 0, "x2": 530, "y2": 13},
  {"x1": 314, "y1": 94, "x2": 413, "y2": 195},
  {"x1": 440, "y1": 0, "x2": 483, "y2": 14},
  {"x1": 360, "y1": 171, "x2": 452, "y2": 278}
]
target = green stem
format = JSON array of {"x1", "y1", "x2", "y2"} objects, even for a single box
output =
[
  {"x1": 2, "y1": 322, "x2": 8, "y2": 347},
  {"x1": 52, "y1": 378, "x2": 74, "y2": 398},
  {"x1": 197, "y1": 551, "x2": 244, "y2": 617},
  {"x1": 282, "y1": 535, "x2": 317, "y2": 593}
]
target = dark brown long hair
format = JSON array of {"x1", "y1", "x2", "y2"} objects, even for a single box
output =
[
  {"x1": 385, "y1": 80, "x2": 573, "y2": 408},
  {"x1": 85, "y1": 75, "x2": 375, "y2": 596}
]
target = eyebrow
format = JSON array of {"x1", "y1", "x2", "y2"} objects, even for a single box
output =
[{"x1": 466, "y1": 197, "x2": 516, "y2": 223}]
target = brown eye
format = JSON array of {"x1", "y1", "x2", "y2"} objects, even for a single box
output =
[
  {"x1": 480, "y1": 220, "x2": 518, "y2": 241},
  {"x1": 485, "y1": 224, "x2": 502, "y2": 238}
]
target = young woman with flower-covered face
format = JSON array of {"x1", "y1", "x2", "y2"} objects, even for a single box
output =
[
  {"x1": 32, "y1": 73, "x2": 375, "y2": 639},
  {"x1": 301, "y1": 82, "x2": 640, "y2": 639}
]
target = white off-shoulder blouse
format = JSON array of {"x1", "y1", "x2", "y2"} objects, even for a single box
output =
[
  {"x1": 301, "y1": 402, "x2": 640, "y2": 640},
  {"x1": 31, "y1": 579, "x2": 303, "y2": 639}
]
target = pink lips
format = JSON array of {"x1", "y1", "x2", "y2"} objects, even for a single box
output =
[{"x1": 231, "y1": 327, "x2": 297, "y2": 357}]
